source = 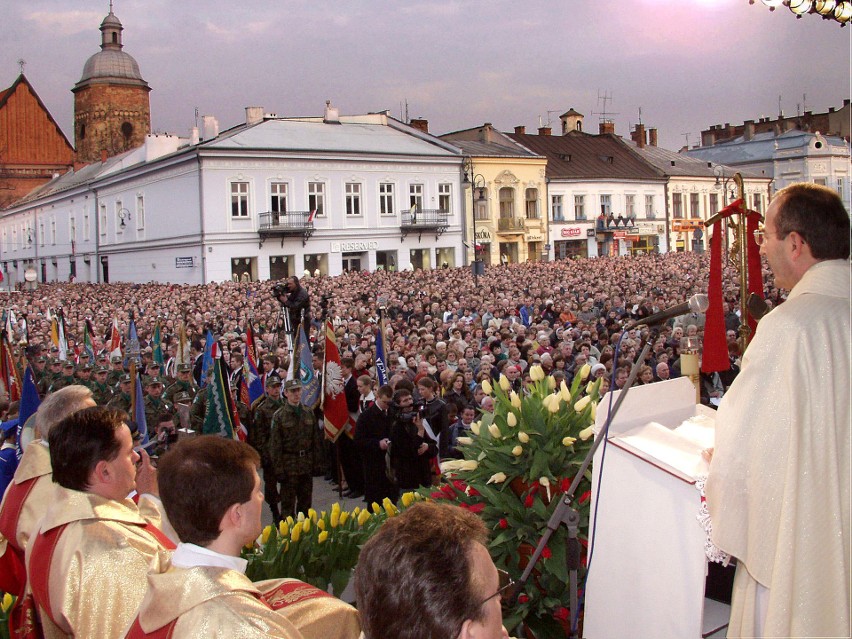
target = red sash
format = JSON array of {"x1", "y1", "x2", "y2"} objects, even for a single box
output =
[
  {"x1": 28, "y1": 520, "x2": 176, "y2": 631},
  {"x1": 125, "y1": 617, "x2": 177, "y2": 639},
  {"x1": 0, "y1": 476, "x2": 38, "y2": 596}
]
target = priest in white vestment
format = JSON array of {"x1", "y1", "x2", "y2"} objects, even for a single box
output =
[{"x1": 707, "y1": 183, "x2": 851, "y2": 638}]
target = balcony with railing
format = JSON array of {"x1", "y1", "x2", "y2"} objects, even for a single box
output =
[
  {"x1": 497, "y1": 217, "x2": 526, "y2": 233},
  {"x1": 258, "y1": 211, "x2": 315, "y2": 247},
  {"x1": 400, "y1": 208, "x2": 449, "y2": 241}
]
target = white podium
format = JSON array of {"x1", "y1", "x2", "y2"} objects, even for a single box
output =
[{"x1": 583, "y1": 378, "x2": 729, "y2": 639}]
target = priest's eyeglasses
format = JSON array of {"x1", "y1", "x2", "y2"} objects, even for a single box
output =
[
  {"x1": 479, "y1": 570, "x2": 520, "y2": 608},
  {"x1": 753, "y1": 224, "x2": 774, "y2": 246}
]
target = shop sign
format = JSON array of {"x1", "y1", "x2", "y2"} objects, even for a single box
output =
[
  {"x1": 561, "y1": 226, "x2": 583, "y2": 238},
  {"x1": 526, "y1": 234, "x2": 544, "y2": 241},
  {"x1": 586, "y1": 229, "x2": 596, "y2": 237},
  {"x1": 613, "y1": 231, "x2": 627, "y2": 239},
  {"x1": 474, "y1": 229, "x2": 492, "y2": 240},
  {"x1": 175, "y1": 257, "x2": 195, "y2": 268},
  {"x1": 331, "y1": 241, "x2": 378, "y2": 253}
]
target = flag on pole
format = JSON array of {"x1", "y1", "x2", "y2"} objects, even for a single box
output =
[
  {"x1": 15, "y1": 366, "x2": 40, "y2": 460},
  {"x1": 203, "y1": 343, "x2": 237, "y2": 439},
  {"x1": 375, "y1": 312, "x2": 389, "y2": 387},
  {"x1": 57, "y1": 309, "x2": 68, "y2": 361},
  {"x1": 200, "y1": 329, "x2": 214, "y2": 387},
  {"x1": 129, "y1": 361, "x2": 151, "y2": 450},
  {"x1": 322, "y1": 320, "x2": 349, "y2": 442},
  {"x1": 82, "y1": 320, "x2": 95, "y2": 362},
  {"x1": 176, "y1": 321, "x2": 189, "y2": 366},
  {"x1": 0, "y1": 337, "x2": 21, "y2": 402},
  {"x1": 243, "y1": 320, "x2": 264, "y2": 406},
  {"x1": 152, "y1": 321, "x2": 164, "y2": 367},
  {"x1": 296, "y1": 323, "x2": 320, "y2": 409},
  {"x1": 125, "y1": 318, "x2": 140, "y2": 367},
  {"x1": 109, "y1": 317, "x2": 122, "y2": 359}
]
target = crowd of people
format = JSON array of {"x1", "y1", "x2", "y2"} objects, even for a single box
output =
[{"x1": 0, "y1": 179, "x2": 849, "y2": 639}]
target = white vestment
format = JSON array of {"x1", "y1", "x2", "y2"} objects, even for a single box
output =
[{"x1": 706, "y1": 259, "x2": 851, "y2": 638}]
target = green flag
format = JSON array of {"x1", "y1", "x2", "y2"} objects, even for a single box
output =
[
  {"x1": 152, "y1": 321, "x2": 164, "y2": 367},
  {"x1": 203, "y1": 347, "x2": 236, "y2": 439}
]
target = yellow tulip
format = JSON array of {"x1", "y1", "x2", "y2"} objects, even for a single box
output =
[
  {"x1": 331, "y1": 502, "x2": 341, "y2": 516},
  {"x1": 456, "y1": 436, "x2": 473, "y2": 446},
  {"x1": 318, "y1": 530, "x2": 329, "y2": 544},
  {"x1": 471, "y1": 422, "x2": 481, "y2": 436},
  {"x1": 372, "y1": 502, "x2": 382, "y2": 514},
  {"x1": 509, "y1": 392, "x2": 522, "y2": 409},
  {"x1": 560, "y1": 380, "x2": 571, "y2": 402},
  {"x1": 518, "y1": 431, "x2": 530, "y2": 444},
  {"x1": 499, "y1": 374, "x2": 511, "y2": 391},
  {"x1": 440, "y1": 459, "x2": 465, "y2": 472},
  {"x1": 262, "y1": 525, "x2": 272, "y2": 544},
  {"x1": 574, "y1": 395, "x2": 591, "y2": 413},
  {"x1": 278, "y1": 520, "x2": 289, "y2": 538},
  {"x1": 488, "y1": 423, "x2": 501, "y2": 439},
  {"x1": 330, "y1": 511, "x2": 340, "y2": 529},
  {"x1": 562, "y1": 436, "x2": 577, "y2": 447},
  {"x1": 317, "y1": 519, "x2": 326, "y2": 531},
  {"x1": 529, "y1": 364, "x2": 545, "y2": 382},
  {"x1": 308, "y1": 508, "x2": 317, "y2": 523},
  {"x1": 287, "y1": 515, "x2": 295, "y2": 527},
  {"x1": 586, "y1": 381, "x2": 596, "y2": 395},
  {"x1": 384, "y1": 502, "x2": 398, "y2": 517},
  {"x1": 339, "y1": 511, "x2": 350, "y2": 525},
  {"x1": 358, "y1": 508, "x2": 371, "y2": 526},
  {"x1": 291, "y1": 525, "x2": 301, "y2": 542},
  {"x1": 459, "y1": 460, "x2": 479, "y2": 471},
  {"x1": 487, "y1": 472, "x2": 507, "y2": 484},
  {"x1": 539, "y1": 476, "x2": 550, "y2": 487},
  {"x1": 579, "y1": 425, "x2": 595, "y2": 441},
  {"x1": 296, "y1": 512, "x2": 305, "y2": 523},
  {"x1": 578, "y1": 363, "x2": 591, "y2": 381},
  {"x1": 401, "y1": 492, "x2": 415, "y2": 508},
  {"x1": 482, "y1": 379, "x2": 493, "y2": 395},
  {"x1": 547, "y1": 375, "x2": 556, "y2": 389},
  {"x1": 512, "y1": 445, "x2": 523, "y2": 456},
  {"x1": 547, "y1": 393, "x2": 561, "y2": 413},
  {"x1": 507, "y1": 412, "x2": 518, "y2": 427},
  {"x1": 352, "y1": 506, "x2": 361, "y2": 516},
  {"x1": 302, "y1": 518, "x2": 311, "y2": 533},
  {"x1": 3, "y1": 593, "x2": 14, "y2": 613},
  {"x1": 590, "y1": 401, "x2": 597, "y2": 421}
]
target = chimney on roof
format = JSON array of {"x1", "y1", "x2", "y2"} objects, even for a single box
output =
[
  {"x1": 599, "y1": 121, "x2": 615, "y2": 135},
  {"x1": 480, "y1": 123, "x2": 496, "y2": 143},
  {"x1": 538, "y1": 126, "x2": 552, "y2": 136},
  {"x1": 190, "y1": 127, "x2": 200, "y2": 145},
  {"x1": 409, "y1": 118, "x2": 429, "y2": 133},
  {"x1": 245, "y1": 107, "x2": 264, "y2": 126},
  {"x1": 324, "y1": 100, "x2": 340, "y2": 124},
  {"x1": 744, "y1": 120, "x2": 755, "y2": 141},
  {"x1": 514, "y1": 125, "x2": 526, "y2": 135},
  {"x1": 701, "y1": 129, "x2": 716, "y2": 147},
  {"x1": 201, "y1": 115, "x2": 219, "y2": 140},
  {"x1": 648, "y1": 127, "x2": 658, "y2": 147},
  {"x1": 631, "y1": 123, "x2": 647, "y2": 148}
]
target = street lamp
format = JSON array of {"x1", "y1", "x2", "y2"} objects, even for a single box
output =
[
  {"x1": 462, "y1": 158, "x2": 487, "y2": 280},
  {"x1": 713, "y1": 164, "x2": 739, "y2": 253}
]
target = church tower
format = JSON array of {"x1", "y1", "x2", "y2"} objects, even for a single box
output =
[{"x1": 72, "y1": 6, "x2": 150, "y2": 164}]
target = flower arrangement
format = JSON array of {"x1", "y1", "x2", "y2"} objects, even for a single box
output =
[
  {"x1": 242, "y1": 494, "x2": 420, "y2": 596},
  {"x1": 1, "y1": 592, "x2": 13, "y2": 639},
  {"x1": 430, "y1": 365, "x2": 601, "y2": 637}
]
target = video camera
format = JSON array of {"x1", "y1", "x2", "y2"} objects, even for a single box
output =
[{"x1": 391, "y1": 400, "x2": 426, "y2": 423}]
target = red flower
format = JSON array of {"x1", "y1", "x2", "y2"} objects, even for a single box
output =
[
  {"x1": 518, "y1": 594, "x2": 530, "y2": 604},
  {"x1": 441, "y1": 484, "x2": 455, "y2": 496},
  {"x1": 452, "y1": 479, "x2": 467, "y2": 493},
  {"x1": 498, "y1": 518, "x2": 508, "y2": 529},
  {"x1": 467, "y1": 503, "x2": 485, "y2": 514},
  {"x1": 466, "y1": 486, "x2": 480, "y2": 497},
  {"x1": 542, "y1": 546, "x2": 552, "y2": 559},
  {"x1": 560, "y1": 477, "x2": 571, "y2": 493},
  {"x1": 430, "y1": 492, "x2": 447, "y2": 500},
  {"x1": 458, "y1": 502, "x2": 470, "y2": 510},
  {"x1": 554, "y1": 607, "x2": 570, "y2": 621},
  {"x1": 524, "y1": 494, "x2": 535, "y2": 508},
  {"x1": 578, "y1": 490, "x2": 592, "y2": 505}
]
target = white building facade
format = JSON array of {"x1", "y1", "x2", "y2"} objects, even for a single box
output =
[{"x1": 0, "y1": 109, "x2": 466, "y2": 285}]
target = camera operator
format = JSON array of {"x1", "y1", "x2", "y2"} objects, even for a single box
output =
[
  {"x1": 389, "y1": 388, "x2": 437, "y2": 490},
  {"x1": 273, "y1": 276, "x2": 310, "y2": 333}
]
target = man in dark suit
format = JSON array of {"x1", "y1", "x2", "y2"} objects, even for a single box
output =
[
  {"x1": 338, "y1": 357, "x2": 363, "y2": 499},
  {"x1": 354, "y1": 385, "x2": 397, "y2": 506}
]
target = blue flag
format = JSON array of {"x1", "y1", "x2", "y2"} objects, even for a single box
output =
[
  {"x1": 245, "y1": 356, "x2": 264, "y2": 406},
  {"x1": 375, "y1": 319, "x2": 388, "y2": 387},
  {"x1": 15, "y1": 367, "x2": 40, "y2": 460},
  {"x1": 200, "y1": 329, "x2": 214, "y2": 388},
  {"x1": 297, "y1": 324, "x2": 320, "y2": 410},
  {"x1": 134, "y1": 372, "x2": 151, "y2": 449},
  {"x1": 125, "y1": 319, "x2": 140, "y2": 366}
]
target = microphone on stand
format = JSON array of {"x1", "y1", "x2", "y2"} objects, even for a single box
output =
[{"x1": 627, "y1": 294, "x2": 709, "y2": 328}]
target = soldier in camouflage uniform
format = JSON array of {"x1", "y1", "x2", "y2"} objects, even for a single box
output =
[
  {"x1": 144, "y1": 377, "x2": 177, "y2": 455},
  {"x1": 74, "y1": 363, "x2": 95, "y2": 390},
  {"x1": 164, "y1": 364, "x2": 198, "y2": 405},
  {"x1": 90, "y1": 366, "x2": 115, "y2": 406},
  {"x1": 38, "y1": 358, "x2": 61, "y2": 397},
  {"x1": 269, "y1": 379, "x2": 319, "y2": 519},
  {"x1": 106, "y1": 356, "x2": 125, "y2": 388},
  {"x1": 107, "y1": 374, "x2": 133, "y2": 414},
  {"x1": 48, "y1": 362, "x2": 78, "y2": 393},
  {"x1": 250, "y1": 375, "x2": 284, "y2": 522},
  {"x1": 189, "y1": 369, "x2": 214, "y2": 432}
]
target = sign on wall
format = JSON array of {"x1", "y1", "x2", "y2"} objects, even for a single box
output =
[{"x1": 175, "y1": 257, "x2": 195, "y2": 268}]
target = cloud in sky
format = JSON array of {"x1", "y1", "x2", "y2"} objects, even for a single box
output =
[{"x1": 2, "y1": 0, "x2": 847, "y2": 152}]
